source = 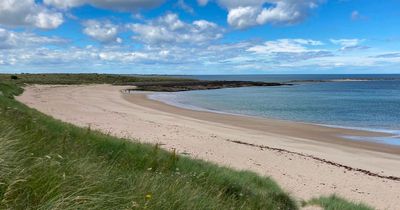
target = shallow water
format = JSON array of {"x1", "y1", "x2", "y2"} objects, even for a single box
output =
[{"x1": 150, "y1": 75, "x2": 400, "y2": 146}]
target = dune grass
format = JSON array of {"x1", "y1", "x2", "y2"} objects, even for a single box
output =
[
  {"x1": 0, "y1": 81, "x2": 298, "y2": 209},
  {"x1": 304, "y1": 195, "x2": 373, "y2": 210},
  {"x1": 0, "y1": 77, "x2": 376, "y2": 209},
  {"x1": 0, "y1": 73, "x2": 194, "y2": 85}
]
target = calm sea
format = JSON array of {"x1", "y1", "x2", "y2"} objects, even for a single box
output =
[{"x1": 149, "y1": 75, "x2": 400, "y2": 146}]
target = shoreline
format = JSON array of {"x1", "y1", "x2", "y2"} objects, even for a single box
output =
[
  {"x1": 125, "y1": 91, "x2": 400, "y2": 155},
  {"x1": 148, "y1": 91, "x2": 400, "y2": 143},
  {"x1": 17, "y1": 85, "x2": 400, "y2": 209},
  {"x1": 147, "y1": 91, "x2": 400, "y2": 147}
]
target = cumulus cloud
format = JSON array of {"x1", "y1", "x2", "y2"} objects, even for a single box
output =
[
  {"x1": 44, "y1": 0, "x2": 165, "y2": 11},
  {"x1": 83, "y1": 20, "x2": 121, "y2": 43},
  {"x1": 227, "y1": 6, "x2": 260, "y2": 29},
  {"x1": 127, "y1": 13, "x2": 223, "y2": 45},
  {"x1": 200, "y1": 0, "x2": 324, "y2": 29},
  {"x1": 0, "y1": 27, "x2": 66, "y2": 49},
  {"x1": 0, "y1": 0, "x2": 63, "y2": 29}
]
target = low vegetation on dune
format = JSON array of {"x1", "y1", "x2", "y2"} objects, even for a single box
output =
[
  {"x1": 0, "y1": 81, "x2": 296, "y2": 209},
  {"x1": 0, "y1": 74, "x2": 374, "y2": 209},
  {"x1": 0, "y1": 73, "x2": 194, "y2": 85}
]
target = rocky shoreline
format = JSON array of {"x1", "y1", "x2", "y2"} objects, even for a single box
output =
[{"x1": 125, "y1": 80, "x2": 291, "y2": 92}]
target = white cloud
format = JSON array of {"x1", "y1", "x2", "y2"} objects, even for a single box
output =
[
  {"x1": 98, "y1": 51, "x2": 148, "y2": 61},
  {"x1": 200, "y1": 0, "x2": 324, "y2": 29},
  {"x1": 83, "y1": 20, "x2": 121, "y2": 43},
  {"x1": 248, "y1": 39, "x2": 323, "y2": 54},
  {"x1": 330, "y1": 39, "x2": 361, "y2": 47},
  {"x1": 0, "y1": 33, "x2": 397, "y2": 74},
  {"x1": 44, "y1": 0, "x2": 165, "y2": 11},
  {"x1": 246, "y1": 39, "x2": 332, "y2": 64},
  {"x1": 0, "y1": 27, "x2": 66, "y2": 49},
  {"x1": 127, "y1": 13, "x2": 223, "y2": 45},
  {"x1": 227, "y1": 6, "x2": 260, "y2": 29},
  {"x1": 0, "y1": 0, "x2": 63, "y2": 29},
  {"x1": 257, "y1": 1, "x2": 319, "y2": 25},
  {"x1": 177, "y1": 0, "x2": 194, "y2": 14},
  {"x1": 330, "y1": 39, "x2": 368, "y2": 51}
]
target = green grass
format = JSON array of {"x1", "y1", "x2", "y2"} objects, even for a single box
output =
[
  {"x1": 0, "y1": 80, "x2": 297, "y2": 209},
  {"x1": 0, "y1": 73, "x2": 194, "y2": 85},
  {"x1": 0, "y1": 76, "x2": 376, "y2": 209},
  {"x1": 304, "y1": 195, "x2": 373, "y2": 210}
]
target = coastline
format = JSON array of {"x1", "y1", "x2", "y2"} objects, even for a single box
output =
[
  {"x1": 129, "y1": 91, "x2": 400, "y2": 155},
  {"x1": 147, "y1": 91, "x2": 400, "y2": 147},
  {"x1": 17, "y1": 84, "x2": 400, "y2": 209}
]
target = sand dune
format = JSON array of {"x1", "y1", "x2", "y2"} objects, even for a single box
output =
[{"x1": 17, "y1": 84, "x2": 400, "y2": 210}]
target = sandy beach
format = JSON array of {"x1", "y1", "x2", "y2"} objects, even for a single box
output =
[{"x1": 17, "y1": 84, "x2": 400, "y2": 210}]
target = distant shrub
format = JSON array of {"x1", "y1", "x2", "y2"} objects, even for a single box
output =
[{"x1": 10, "y1": 75, "x2": 18, "y2": 80}]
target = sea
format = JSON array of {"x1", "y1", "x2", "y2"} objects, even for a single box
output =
[{"x1": 148, "y1": 74, "x2": 400, "y2": 146}]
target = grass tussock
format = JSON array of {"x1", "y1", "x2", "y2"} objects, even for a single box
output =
[{"x1": 0, "y1": 81, "x2": 297, "y2": 209}]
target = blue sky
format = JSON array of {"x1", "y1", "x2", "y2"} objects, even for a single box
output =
[{"x1": 0, "y1": 0, "x2": 400, "y2": 74}]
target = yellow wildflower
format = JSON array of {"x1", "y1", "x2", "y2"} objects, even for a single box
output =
[{"x1": 145, "y1": 193, "x2": 152, "y2": 200}]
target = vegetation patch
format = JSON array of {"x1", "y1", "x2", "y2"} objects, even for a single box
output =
[
  {"x1": 0, "y1": 75, "x2": 376, "y2": 209},
  {"x1": 0, "y1": 79, "x2": 297, "y2": 209}
]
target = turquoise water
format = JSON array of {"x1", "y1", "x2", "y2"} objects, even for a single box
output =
[{"x1": 149, "y1": 75, "x2": 400, "y2": 146}]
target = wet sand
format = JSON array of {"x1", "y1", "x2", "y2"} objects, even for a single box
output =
[{"x1": 17, "y1": 85, "x2": 400, "y2": 209}]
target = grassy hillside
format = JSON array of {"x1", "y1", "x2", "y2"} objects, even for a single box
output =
[{"x1": 0, "y1": 75, "x2": 373, "y2": 209}]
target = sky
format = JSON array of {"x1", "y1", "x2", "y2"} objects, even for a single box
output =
[{"x1": 0, "y1": 0, "x2": 400, "y2": 75}]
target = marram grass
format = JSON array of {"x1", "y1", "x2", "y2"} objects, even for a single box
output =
[
  {"x1": 0, "y1": 78, "x2": 374, "y2": 210},
  {"x1": 0, "y1": 81, "x2": 296, "y2": 209}
]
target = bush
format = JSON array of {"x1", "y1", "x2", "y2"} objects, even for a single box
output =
[{"x1": 10, "y1": 75, "x2": 18, "y2": 80}]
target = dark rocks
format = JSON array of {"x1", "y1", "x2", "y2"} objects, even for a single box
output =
[{"x1": 128, "y1": 80, "x2": 291, "y2": 92}]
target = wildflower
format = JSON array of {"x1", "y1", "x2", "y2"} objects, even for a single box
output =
[{"x1": 145, "y1": 193, "x2": 152, "y2": 200}]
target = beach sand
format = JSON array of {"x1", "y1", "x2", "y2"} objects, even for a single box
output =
[{"x1": 17, "y1": 84, "x2": 400, "y2": 209}]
